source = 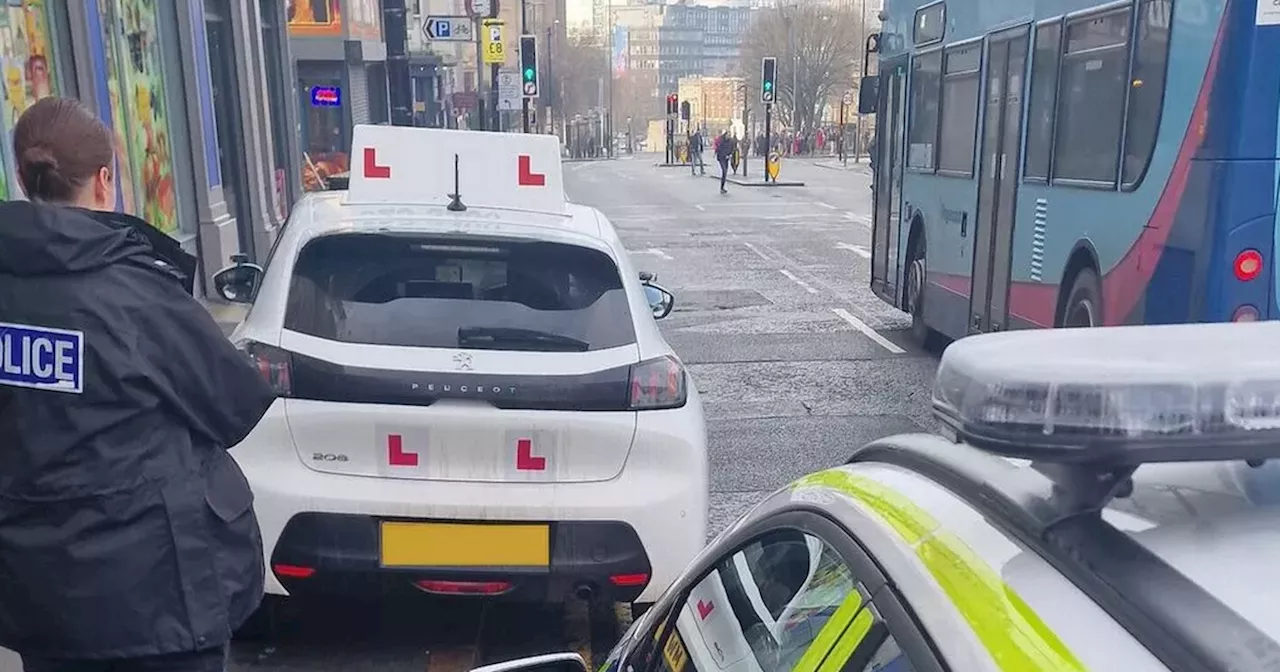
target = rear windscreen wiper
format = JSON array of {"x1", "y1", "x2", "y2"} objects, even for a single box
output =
[{"x1": 457, "y1": 326, "x2": 590, "y2": 352}]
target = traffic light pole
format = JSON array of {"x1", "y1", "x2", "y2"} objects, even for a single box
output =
[
  {"x1": 520, "y1": 0, "x2": 530, "y2": 133},
  {"x1": 764, "y1": 103, "x2": 773, "y2": 183}
]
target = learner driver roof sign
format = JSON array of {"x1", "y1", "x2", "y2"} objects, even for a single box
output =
[{"x1": 346, "y1": 125, "x2": 566, "y2": 214}]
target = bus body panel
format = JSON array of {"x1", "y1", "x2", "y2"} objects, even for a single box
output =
[{"x1": 873, "y1": 0, "x2": 1280, "y2": 334}]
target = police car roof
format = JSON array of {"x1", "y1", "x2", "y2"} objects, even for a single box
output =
[{"x1": 846, "y1": 322, "x2": 1280, "y2": 670}]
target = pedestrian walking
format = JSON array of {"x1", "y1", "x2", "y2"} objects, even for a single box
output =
[
  {"x1": 0, "y1": 97, "x2": 276, "y2": 672},
  {"x1": 689, "y1": 129, "x2": 706, "y2": 176},
  {"x1": 715, "y1": 129, "x2": 737, "y2": 194}
]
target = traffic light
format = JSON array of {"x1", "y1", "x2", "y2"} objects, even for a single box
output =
[
  {"x1": 680, "y1": 100, "x2": 691, "y2": 121},
  {"x1": 519, "y1": 35, "x2": 539, "y2": 97},
  {"x1": 666, "y1": 93, "x2": 679, "y2": 115},
  {"x1": 761, "y1": 57, "x2": 777, "y2": 104}
]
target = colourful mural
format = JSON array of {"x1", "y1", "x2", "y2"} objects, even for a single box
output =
[
  {"x1": 0, "y1": 0, "x2": 60, "y2": 201},
  {"x1": 99, "y1": 0, "x2": 178, "y2": 234},
  {"x1": 288, "y1": 0, "x2": 342, "y2": 37}
]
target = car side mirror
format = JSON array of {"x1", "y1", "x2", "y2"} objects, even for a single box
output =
[
  {"x1": 857, "y1": 76, "x2": 879, "y2": 115},
  {"x1": 470, "y1": 653, "x2": 588, "y2": 672},
  {"x1": 643, "y1": 281, "x2": 675, "y2": 320},
  {"x1": 212, "y1": 258, "x2": 264, "y2": 304}
]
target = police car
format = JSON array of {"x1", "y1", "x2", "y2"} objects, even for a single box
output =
[
  {"x1": 212, "y1": 126, "x2": 708, "y2": 612},
  {"x1": 483, "y1": 321, "x2": 1280, "y2": 672}
]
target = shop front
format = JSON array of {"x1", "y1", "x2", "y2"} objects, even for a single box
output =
[{"x1": 0, "y1": 1, "x2": 77, "y2": 201}]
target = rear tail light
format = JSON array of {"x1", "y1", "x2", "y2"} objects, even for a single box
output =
[
  {"x1": 1233, "y1": 305, "x2": 1260, "y2": 322},
  {"x1": 239, "y1": 340, "x2": 293, "y2": 396},
  {"x1": 415, "y1": 580, "x2": 513, "y2": 596},
  {"x1": 628, "y1": 356, "x2": 687, "y2": 410},
  {"x1": 273, "y1": 564, "x2": 315, "y2": 579},
  {"x1": 609, "y1": 573, "x2": 650, "y2": 588},
  {"x1": 1234, "y1": 249, "x2": 1263, "y2": 282}
]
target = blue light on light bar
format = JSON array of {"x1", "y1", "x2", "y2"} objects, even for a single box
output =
[
  {"x1": 932, "y1": 322, "x2": 1280, "y2": 466},
  {"x1": 311, "y1": 86, "x2": 341, "y2": 107}
]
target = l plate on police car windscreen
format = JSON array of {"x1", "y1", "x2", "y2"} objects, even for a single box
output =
[{"x1": 932, "y1": 321, "x2": 1280, "y2": 464}]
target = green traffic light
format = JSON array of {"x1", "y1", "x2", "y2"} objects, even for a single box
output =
[
  {"x1": 524, "y1": 68, "x2": 535, "y2": 80},
  {"x1": 764, "y1": 81, "x2": 772, "y2": 91}
]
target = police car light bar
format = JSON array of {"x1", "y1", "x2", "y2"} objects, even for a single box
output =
[
  {"x1": 346, "y1": 125, "x2": 567, "y2": 214},
  {"x1": 932, "y1": 321, "x2": 1280, "y2": 467}
]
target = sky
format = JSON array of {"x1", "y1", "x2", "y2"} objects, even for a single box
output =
[{"x1": 566, "y1": 0, "x2": 591, "y2": 24}]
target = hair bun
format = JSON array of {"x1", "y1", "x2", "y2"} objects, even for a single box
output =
[{"x1": 20, "y1": 146, "x2": 58, "y2": 173}]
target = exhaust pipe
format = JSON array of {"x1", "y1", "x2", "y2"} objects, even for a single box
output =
[{"x1": 573, "y1": 582, "x2": 595, "y2": 601}]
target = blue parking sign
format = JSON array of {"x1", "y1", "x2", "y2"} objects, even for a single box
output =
[
  {"x1": 0, "y1": 322, "x2": 84, "y2": 394},
  {"x1": 435, "y1": 20, "x2": 451, "y2": 37}
]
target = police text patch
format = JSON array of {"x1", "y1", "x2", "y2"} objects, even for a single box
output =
[{"x1": 0, "y1": 322, "x2": 84, "y2": 394}]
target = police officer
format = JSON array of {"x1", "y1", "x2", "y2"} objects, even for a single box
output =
[{"x1": 0, "y1": 98, "x2": 275, "y2": 671}]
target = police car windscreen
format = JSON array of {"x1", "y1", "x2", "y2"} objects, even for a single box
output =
[{"x1": 284, "y1": 234, "x2": 637, "y2": 352}]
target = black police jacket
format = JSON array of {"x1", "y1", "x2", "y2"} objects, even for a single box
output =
[{"x1": 0, "y1": 202, "x2": 276, "y2": 659}]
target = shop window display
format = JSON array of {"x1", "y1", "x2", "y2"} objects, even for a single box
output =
[
  {"x1": 0, "y1": 0, "x2": 60, "y2": 201},
  {"x1": 99, "y1": 0, "x2": 178, "y2": 234},
  {"x1": 300, "y1": 78, "x2": 348, "y2": 191}
]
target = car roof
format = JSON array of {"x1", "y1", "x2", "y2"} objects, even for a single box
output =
[{"x1": 284, "y1": 191, "x2": 621, "y2": 253}]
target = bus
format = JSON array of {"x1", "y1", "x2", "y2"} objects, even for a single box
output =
[{"x1": 862, "y1": 0, "x2": 1279, "y2": 346}]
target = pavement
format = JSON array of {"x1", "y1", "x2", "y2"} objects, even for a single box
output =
[{"x1": 0, "y1": 155, "x2": 940, "y2": 672}]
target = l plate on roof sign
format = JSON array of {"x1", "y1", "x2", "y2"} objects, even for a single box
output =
[
  {"x1": 497, "y1": 70, "x2": 520, "y2": 110},
  {"x1": 346, "y1": 125, "x2": 566, "y2": 214}
]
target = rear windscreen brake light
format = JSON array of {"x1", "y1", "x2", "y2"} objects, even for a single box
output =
[
  {"x1": 239, "y1": 340, "x2": 293, "y2": 397},
  {"x1": 629, "y1": 356, "x2": 687, "y2": 410}
]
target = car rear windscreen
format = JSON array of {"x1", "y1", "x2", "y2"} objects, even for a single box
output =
[{"x1": 284, "y1": 234, "x2": 636, "y2": 352}]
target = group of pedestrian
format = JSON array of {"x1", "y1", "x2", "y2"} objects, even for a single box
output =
[
  {"x1": 0, "y1": 97, "x2": 276, "y2": 671},
  {"x1": 688, "y1": 128, "x2": 740, "y2": 195}
]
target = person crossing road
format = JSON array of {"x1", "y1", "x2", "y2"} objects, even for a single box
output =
[{"x1": 715, "y1": 129, "x2": 738, "y2": 194}]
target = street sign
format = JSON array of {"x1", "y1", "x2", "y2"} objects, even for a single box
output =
[
  {"x1": 482, "y1": 18, "x2": 505, "y2": 64},
  {"x1": 467, "y1": 0, "x2": 492, "y2": 17},
  {"x1": 497, "y1": 69, "x2": 520, "y2": 110},
  {"x1": 423, "y1": 16, "x2": 473, "y2": 41}
]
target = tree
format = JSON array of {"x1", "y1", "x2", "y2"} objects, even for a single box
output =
[
  {"x1": 550, "y1": 33, "x2": 608, "y2": 121},
  {"x1": 739, "y1": 4, "x2": 865, "y2": 136}
]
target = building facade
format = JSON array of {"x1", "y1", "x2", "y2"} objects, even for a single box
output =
[
  {"x1": 288, "y1": 0, "x2": 388, "y2": 192},
  {"x1": 0, "y1": 0, "x2": 288, "y2": 296}
]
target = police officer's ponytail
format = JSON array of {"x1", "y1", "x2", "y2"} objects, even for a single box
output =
[{"x1": 12, "y1": 97, "x2": 114, "y2": 205}]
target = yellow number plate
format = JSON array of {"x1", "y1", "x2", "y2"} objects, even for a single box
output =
[{"x1": 379, "y1": 522, "x2": 550, "y2": 567}]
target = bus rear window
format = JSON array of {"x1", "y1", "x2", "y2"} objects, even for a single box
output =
[{"x1": 284, "y1": 234, "x2": 637, "y2": 352}]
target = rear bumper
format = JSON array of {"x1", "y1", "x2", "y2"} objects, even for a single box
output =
[
  {"x1": 231, "y1": 394, "x2": 709, "y2": 604},
  {"x1": 270, "y1": 514, "x2": 650, "y2": 602}
]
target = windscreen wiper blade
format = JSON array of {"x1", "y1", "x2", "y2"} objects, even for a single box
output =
[{"x1": 457, "y1": 326, "x2": 590, "y2": 352}]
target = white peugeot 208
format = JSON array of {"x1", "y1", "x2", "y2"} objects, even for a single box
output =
[{"x1": 217, "y1": 126, "x2": 708, "y2": 618}]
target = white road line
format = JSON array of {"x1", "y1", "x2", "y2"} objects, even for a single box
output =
[
  {"x1": 835, "y1": 242, "x2": 871, "y2": 259},
  {"x1": 843, "y1": 212, "x2": 872, "y2": 226},
  {"x1": 636, "y1": 248, "x2": 674, "y2": 261},
  {"x1": 779, "y1": 269, "x2": 820, "y2": 294},
  {"x1": 818, "y1": 202, "x2": 837, "y2": 210},
  {"x1": 743, "y1": 242, "x2": 771, "y2": 261},
  {"x1": 695, "y1": 204, "x2": 706, "y2": 211},
  {"x1": 832, "y1": 308, "x2": 906, "y2": 354}
]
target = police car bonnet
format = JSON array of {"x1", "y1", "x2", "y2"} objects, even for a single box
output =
[{"x1": 346, "y1": 125, "x2": 567, "y2": 214}]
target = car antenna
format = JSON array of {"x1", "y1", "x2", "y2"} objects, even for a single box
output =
[{"x1": 446, "y1": 153, "x2": 467, "y2": 212}]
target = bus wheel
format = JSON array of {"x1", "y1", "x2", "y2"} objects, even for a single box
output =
[
  {"x1": 906, "y1": 239, "x2": 929, "y2": 345},
  {"x1": 1062, "y1": 268, "x2": 1102, "y2": 328}
]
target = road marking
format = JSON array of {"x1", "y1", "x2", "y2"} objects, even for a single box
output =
[
  {"x1": 636, "y1": 248, "x2": 674, "y2": 261},
  {"x1": 743, "y1": 242, "x2": 771, "y2": 261},
  {"x1": 818, "y1": 202, "x2": 837, "y2": 210},
  {"x1": 832, "y1": 308, "x2": 906, "y2": 354},
  {"x1": 695, "y1": 203, "x2": 706, "y2": 211},
  {"x1": 836, "y1": 242, "x2": 871, "y2": 259},
  {"x1": 779, "y1": 269, "x2": 820, "y2": 294},
  {"x1": 843, "y1": 212, "x2": 872, "y2": 226}
]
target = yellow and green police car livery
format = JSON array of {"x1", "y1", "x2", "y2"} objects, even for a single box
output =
[{"x1": 598, "y1": 321, "x2": 1280, "y2": 672}]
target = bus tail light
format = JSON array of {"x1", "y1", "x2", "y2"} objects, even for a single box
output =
[
  {"x1": 1234, "y1": 249, "x2": 1263, "y2": 282},
  {"x1": 1232, "y1": 305, "x2": 1260, "y2": 322}
]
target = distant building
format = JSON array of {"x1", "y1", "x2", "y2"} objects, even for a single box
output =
[{"x1": 678, "y1": 76, "x2": 745, "y2": 134}]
